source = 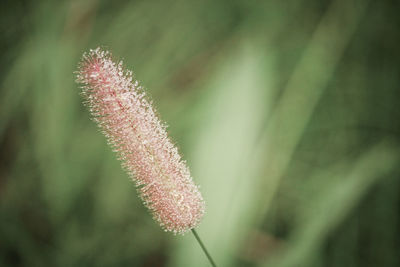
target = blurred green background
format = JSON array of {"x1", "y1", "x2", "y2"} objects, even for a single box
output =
[{"x1": 1, "y1": 0, "x2": 399, "y2": 266}]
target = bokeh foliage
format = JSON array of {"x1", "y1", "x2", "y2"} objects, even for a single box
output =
[{"x1": 1, "y1": 0, "x2": 399, "y2": 266}]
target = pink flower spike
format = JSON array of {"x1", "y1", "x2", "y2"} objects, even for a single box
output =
[{"x1": 76, "y1": 47, "x2": 205, "y2": 234}]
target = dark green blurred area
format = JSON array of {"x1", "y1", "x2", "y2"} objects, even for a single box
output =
[{"x1": 1, "y1": 0, "x2": 399, "y2": 266}]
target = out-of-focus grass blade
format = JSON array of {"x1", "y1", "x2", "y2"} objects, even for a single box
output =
[
  {"x1": 0, "y1": 48, "x2": 37, "y2": 137},
  {"x1": 169, "y1": 42, "x2": 272, "y2": 267},
  {"x1": 250, "y1": 0, "x2": 370, "y2": 226},
  {"x1": 263, "y1": 142, "x2": 398, "y2": 267}
]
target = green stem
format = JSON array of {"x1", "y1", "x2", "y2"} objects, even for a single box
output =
[{"x1": 191, "y1": 229, "x2": 217, "y2": 267}]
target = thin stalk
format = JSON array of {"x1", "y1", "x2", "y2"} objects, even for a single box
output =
[{"x1": 191, "y1": 229, "x2": 217, "y2": 267}]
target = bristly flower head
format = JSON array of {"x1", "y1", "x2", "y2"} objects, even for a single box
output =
[{"x1": 76, "y1": 47, "x2": 205, "y2": 234}]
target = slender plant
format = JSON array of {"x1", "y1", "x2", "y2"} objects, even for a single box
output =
[{"x1": 76, "y1": 47, "x2": 216, "y2": 266}]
